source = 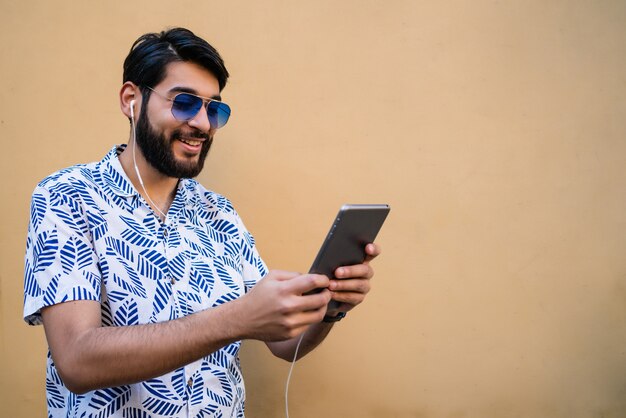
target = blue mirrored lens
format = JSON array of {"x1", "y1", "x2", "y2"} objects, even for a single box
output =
[
  {"x1": 207, "y1": 101, "x2": 231, "y2": 129},
  {"x1": 171, "y1": 94, "x2": 203, "y2": 121}
]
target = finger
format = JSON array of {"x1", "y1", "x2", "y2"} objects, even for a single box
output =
[
  {"x1": 283, "y1": 303, "x2": 329, "y2": 333},
  {"x1": 269, "y1": 270, "x2": 302, "y2": 281},
  {"x1": 329, "y1": 290, "x2": 367, "y2": 307},
  {"x1": 298, "y1": 289, "x2": 332, "y2": 311},
  {"x1": 364, "y1": 243, "x2": 381, "y2": 263},
  {"x1": 334, "y1": 264, "x2": 374, "y2": 280},
  {"x1": 297, "y1": 303, "x2": 328, "y2": 324},
  {"x1": 286, "y1": 273, "x2": 330, "y2": 295},
  {"x1": 329, "y1": 278, "x2": 371, "y2": 294}
]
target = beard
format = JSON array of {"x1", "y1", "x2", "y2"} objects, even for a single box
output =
[{"x1": 134, "y1": 106, "x2": 213, "y2": 179}]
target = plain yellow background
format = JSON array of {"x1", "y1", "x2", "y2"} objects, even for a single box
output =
[{"x1": 1, "y1": 1, "x2": 626, "y2": 417}]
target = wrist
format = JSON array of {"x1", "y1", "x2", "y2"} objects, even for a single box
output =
[
  {"x1": 220, "y1": 297, "x2": 252, "y2": 340},
  {"x1": 322, "y1": 311, "x2": 346, "y2": 323}
]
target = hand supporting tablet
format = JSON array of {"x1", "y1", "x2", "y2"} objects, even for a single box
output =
[{"x1": 308, "y1": 204, "x2": 390, "y2": 310}]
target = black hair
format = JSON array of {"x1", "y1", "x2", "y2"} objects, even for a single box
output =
[{"x1": 123, "y1": 27, "x2": 229, "y2": 93}]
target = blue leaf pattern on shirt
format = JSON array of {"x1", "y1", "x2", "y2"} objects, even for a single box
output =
[
  {"x1": 24, "y1": 146, "x2": 267, "y2": 417},
  {"x1": 34, "y1": 230, "x2": 58, "y2": 273},
  {"x1": 142, "y1": 379, "x2": 184, "y2": 416},
  {"x1": 171, "y1": 368, "x2": 186, "y2": 399},
  {"x1": 122, "y1": 408, "x2": 151, "y2": 418},
  {"x1": 114, "y1": 298, "x2": 139, "y2": 326},
  {"x1": 24, "y1": 260, "x2": 42, "y2": 300},
  {"x1": 87, "y1": 386, "x2": 132, "y2": 416},
  {"x1": 152, "y1": 279, "x2": 173, "y2": 319},
  {"x1": 30, "y1": 192, "x2": 47, "y2": 231},
  {"x1": 137, "y1": 249, "x2": 167, "y2": 280},
  {"x1": 46, "y1": 366, "x2": 65, "y2": 409},
  {"x1": 60, "y1": 237, "x2": 77, "y2": 274}
]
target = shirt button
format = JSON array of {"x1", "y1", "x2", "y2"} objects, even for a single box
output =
[
  {"x1": 170, "y1": 277, "x2": 176, "y2": 285},
  {"x1": 163, "y1": 229, "x2": 168, "y2": 238},
  {"x1": 187, "y1": 378, "x2": 193, "y2": 388}
]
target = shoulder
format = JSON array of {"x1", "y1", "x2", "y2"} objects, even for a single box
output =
[
  {"x1": 34, "y1": 146, "x2": 119, "y2": 192},
  {"x1": 33, "y1": 147, "x2": 117, "y2": 199},
  {"x1": 37, "y1": 163, "x2": 94, "y2": 189},
  {"x1": 32, "y1": 163, "x2": 101, "y2": 209}
]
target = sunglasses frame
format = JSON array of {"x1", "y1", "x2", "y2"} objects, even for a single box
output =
[{"x1": 144, "y1": 86, "x2": 231, "y2": 129}]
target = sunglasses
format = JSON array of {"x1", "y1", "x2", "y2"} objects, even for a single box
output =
[{"x1": 145, "y1": 86, "x2": 231, "y2": 129}]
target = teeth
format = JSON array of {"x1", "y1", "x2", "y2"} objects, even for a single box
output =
[{"x1": 181, "y1": 138, "x2": 202, "y2": 146}]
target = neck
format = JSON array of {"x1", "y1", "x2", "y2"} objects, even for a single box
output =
[{"x1": 119, "y1": 142, "x2": 178, "y2": 220}]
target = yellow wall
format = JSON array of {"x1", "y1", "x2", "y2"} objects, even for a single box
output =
[{"x1": 1, "y1": 1, "x2": 625, "y2": 417}]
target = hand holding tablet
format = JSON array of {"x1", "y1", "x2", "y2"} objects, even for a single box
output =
[{"x1": 308, "y1": 204, "x2": 390, "y2": 310}]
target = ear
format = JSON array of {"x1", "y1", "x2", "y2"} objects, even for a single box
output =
[{"x1": 120, "y1": 82, "x2": 140, "y2": 120}]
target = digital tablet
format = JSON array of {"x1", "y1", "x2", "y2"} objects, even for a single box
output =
[{"x1": 308, "y1": 204, "x2": 390, "y2": 308}]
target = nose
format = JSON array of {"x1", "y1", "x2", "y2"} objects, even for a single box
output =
[{"x1": 187, "y1": 103, "x2": 212, "y2": 133}]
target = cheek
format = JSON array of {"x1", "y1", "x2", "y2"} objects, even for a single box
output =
[
  {"x1": 147, "y1": 105, "x2": 177, "y2": 131},
  {"x1": 149, "y1": 119, "x2": 180, "y2": 143}
]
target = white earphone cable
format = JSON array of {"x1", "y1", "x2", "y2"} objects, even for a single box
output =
[
  {"x1": 130, "y1": 100, "x2": 168, "y2": 221},
  {"x1": 285, "y1": 332, "x2": 305, "y2": 418}
]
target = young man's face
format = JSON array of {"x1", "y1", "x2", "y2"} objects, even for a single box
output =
[{"x1": 135, "y1": 61, "x2": 222, "y2": 178}]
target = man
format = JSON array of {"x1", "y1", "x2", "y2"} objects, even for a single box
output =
[{"x1": 23, "y1": 27, "x2": 380, "y2": 417}]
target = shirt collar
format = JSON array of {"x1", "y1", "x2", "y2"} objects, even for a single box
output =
[
  {"x1": 98, "y1": 144, "x2": 200, "y2": 207},
  {"x1": 99, "y1": 145, "x2": 136, "y2": 198}
]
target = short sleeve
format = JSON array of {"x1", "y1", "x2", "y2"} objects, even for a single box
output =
[
  {"x1": 234, "y1": 214, "x2": 267, "y2": 292},
  {"x1": 23, "y1": 185, "x2": 101, "y2": 325},
  {"x1": 241, "y1": 230, "x2": 268, "y2": 292}
]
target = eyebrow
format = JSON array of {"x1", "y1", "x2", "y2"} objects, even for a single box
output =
[{"x1": 167, "y1": 86, "x2": 222, "y2": 102}]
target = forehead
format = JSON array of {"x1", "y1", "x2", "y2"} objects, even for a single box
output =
[{"x1": 156, "y1": 61, "x2": 221, "y2": 97}]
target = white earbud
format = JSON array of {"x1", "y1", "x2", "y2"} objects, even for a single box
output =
[{"x1": 130, "y1": 99, "x2": 136, "y2": 119}]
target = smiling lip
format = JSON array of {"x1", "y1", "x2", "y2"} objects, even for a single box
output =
[
  {"x1": 178, "y1": 137, "x2": 205, "y2": 147},
  {"x1": 176, "y1": 137, "x2": 205, "y2": 154}
]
